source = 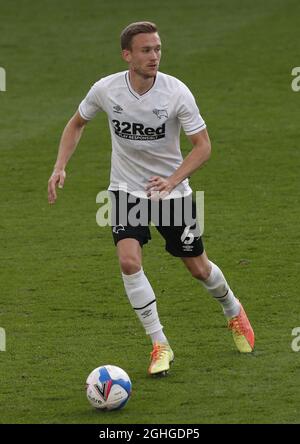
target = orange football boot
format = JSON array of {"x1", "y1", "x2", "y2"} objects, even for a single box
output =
[
  {"x1": 148, "y1": 342, "x2": 174, "y2": 376},
  {"x1": 228, "y1": 304, "x2": 255, "y2": 353}
]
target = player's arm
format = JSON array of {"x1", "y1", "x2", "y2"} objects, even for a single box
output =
[
  {"x1": 48, "y1": 111, "x2": 88, "y2": 204},
  {"x1": 169, "y1": 128, "x2": 211, "y2": 186},
  {"x1": 146, "y1": 128, "x2": 211, "y2": 197}
]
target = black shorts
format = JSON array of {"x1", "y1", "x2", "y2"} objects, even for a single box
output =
[{"x1": 110, "y1": 191, "x2": 204, "y2": 257}]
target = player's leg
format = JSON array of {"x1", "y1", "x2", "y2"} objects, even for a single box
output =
[
  {"x1": 181, "y1": 252, "x2": 255, "y2": 352},
  {"x1": 117, "y1": 239, "x2": 173, "y2": 375},
  {"x1": 155, "y1": 195, "x2": 254, "y2": 353},
  {"x1": 118, "y1": 238, "x2": 165, "y2": 341},
  {"x1": 181, "y1": 251, "x2": 240, "y2": 317},
  {"x1": 111, "y1": 191, "x2": 173, "y2": 375}
]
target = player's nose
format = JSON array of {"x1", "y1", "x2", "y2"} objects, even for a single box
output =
[{"x1": 150, "y1": 50, "x2": 159, "y2": 60}]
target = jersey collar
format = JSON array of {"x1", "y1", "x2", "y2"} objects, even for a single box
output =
[{"x1": 125, "y1": 71, "x2": 158, "y2": 100}]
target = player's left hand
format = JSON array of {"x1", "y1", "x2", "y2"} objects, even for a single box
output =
[{"x1": 145, "y1": 176, "x2": 175, "y2": 200}]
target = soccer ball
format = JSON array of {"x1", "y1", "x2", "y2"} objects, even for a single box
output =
[{"x1": 86, "y1": 365, "x2": 132, "y2": 411}]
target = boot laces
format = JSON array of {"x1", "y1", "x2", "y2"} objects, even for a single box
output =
[
  {"x1": 150, "y1": 343, "x2": 168, "y2": 362},
  {"x1": 228, "y1": 316, "x2": 247, "y2": 336}
]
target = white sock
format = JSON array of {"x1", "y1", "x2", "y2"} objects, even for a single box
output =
[
  {"x1": 201, "y1": 261, "x2": 241, "y2": 318},
  {"x1": 150, "y1": 329, "x2": 168, "y2": 345},
  {"x1": 122, "y1": 268, "x2": 167, "y2": 343}
]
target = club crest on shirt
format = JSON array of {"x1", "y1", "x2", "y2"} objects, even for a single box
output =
[{"x1": 153, "y1": 108, "x2": 168, "y2": 119}]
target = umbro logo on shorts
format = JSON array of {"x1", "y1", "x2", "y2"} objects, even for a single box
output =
[{"x1": 112, "y1": 119, "x2": 166, "y2": 141}]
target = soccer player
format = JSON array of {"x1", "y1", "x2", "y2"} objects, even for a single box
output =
[{"x1": 48, "y1": 21, "x2": 255, "y2": 376}]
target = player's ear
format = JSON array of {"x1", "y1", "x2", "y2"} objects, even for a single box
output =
[{"x1": 122, "y1": 49, "x2": 131, "y2": 63}]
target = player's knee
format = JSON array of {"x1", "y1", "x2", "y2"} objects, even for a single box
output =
[
  {"x1": 190, "y1": 265, "x2": 211, "y2": 281},
  {"x1": 119, "y1": 255, "x2": 141, "y2": 275}
]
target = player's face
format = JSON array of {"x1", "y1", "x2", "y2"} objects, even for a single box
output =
[{"x1": 122, "y1": 32, "x2": 161, "y2": 79}]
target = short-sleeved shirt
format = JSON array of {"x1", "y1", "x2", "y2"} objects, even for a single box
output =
[{"x1": 79, "y1": 71, "x2": 206, "y2": 198}]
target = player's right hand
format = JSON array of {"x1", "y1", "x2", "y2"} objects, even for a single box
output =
[{"x1": 48, "y1": 169, "x2": 66, "y2": 204}]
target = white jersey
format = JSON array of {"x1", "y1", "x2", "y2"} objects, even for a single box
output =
[{"x1": 79, "y1": 71, "x2": 206, "y2": 198}]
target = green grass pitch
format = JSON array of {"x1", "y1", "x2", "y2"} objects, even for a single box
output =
[{"x1": 0, "y1": 0, "x2": 300, "y2": 424}]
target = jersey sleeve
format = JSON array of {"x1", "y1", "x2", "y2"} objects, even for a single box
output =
[
  {"x1": 78, "y1": 81, "x2": 104, "y2": 121},
  {"x1": 176, "y1": 84, "x2": 206, "y2": 135}
]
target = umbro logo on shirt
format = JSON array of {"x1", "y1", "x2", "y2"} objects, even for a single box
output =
[{"x1": 113, "y1": 105, "x2": 123, "y2": 114}]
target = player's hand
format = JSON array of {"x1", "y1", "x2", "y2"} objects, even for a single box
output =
[
  {"x1": 145, "y1": 176, "x2": 175, "y2": 200},
  {"x1": 48, "y1": 169, "x2": 66, "y2": 204}
]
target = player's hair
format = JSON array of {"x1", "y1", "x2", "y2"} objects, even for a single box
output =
[{"x1": 120, "y1": 21, "x2": 158, "y2": 50}]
